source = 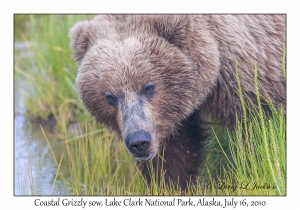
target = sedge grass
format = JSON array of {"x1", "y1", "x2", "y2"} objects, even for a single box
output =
[
  {"x1": 35, "y1": 99, "x2": 285, "y2": 195},
  {"x1": 203, "y1": 62, "x2": 286, "y2": 196},
  {"x1": 15, "y1": 15, "x2": 96, "y2": 132},
  {"x1": 62, "y1": 123, "x2": 146, "y2": 195}
]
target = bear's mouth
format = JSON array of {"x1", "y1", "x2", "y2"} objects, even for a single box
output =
[{"x1": 135, "y1": 152, "x2": 154, "y2": 163}]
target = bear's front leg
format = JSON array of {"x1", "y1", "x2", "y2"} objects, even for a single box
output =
[{"x1": 138, "y1": 111, "x2": 206, "y2": 190}]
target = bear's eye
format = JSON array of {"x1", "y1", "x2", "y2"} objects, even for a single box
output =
[
  {"x1": 105, "y1": 92, "x2": 118, "y2": 107},
  {"x1": 142, "y1": 83, "x2": 155, "y2": 98}
]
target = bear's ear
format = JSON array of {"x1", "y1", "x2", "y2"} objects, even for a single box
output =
[
  {"x1": 69, "y1": 21, "x2": 91, "y2": 62},
  {"x1": 154, "y1": 15, "x2": 189, "y2": 48}
]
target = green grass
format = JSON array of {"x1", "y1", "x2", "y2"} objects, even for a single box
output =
[
  {"x1": 201, "y1": 63, "x2": 286, "y2": 196},
  {"x1": 15, "y1": 15, "x2": 286, "y2": 195},
  {"x1": 15, "y1": 14, "x2": 96, "y2": 132},
  {"x1": 41, "y1": 99, "x2": 285, "y2": 195}
]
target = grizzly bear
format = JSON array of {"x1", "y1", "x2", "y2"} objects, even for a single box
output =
[{"x1": 70, "y1": 15, "x2": 286, "y2": 189}]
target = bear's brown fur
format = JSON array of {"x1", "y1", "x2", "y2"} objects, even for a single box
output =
[{"x1": 70, "y1": 15, "x2": 286, "y2": 189}]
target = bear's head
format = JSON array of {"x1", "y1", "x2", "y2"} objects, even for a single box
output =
[{"x1": 70, "y1": 15, "x2": 219, "y2": 162}]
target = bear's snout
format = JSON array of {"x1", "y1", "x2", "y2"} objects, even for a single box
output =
[
  {"x1": 118, "y1": 93, "x2": 157, "y2": 162},
  {"x1": 125, "y1": 130, "x2": 151, "y2": 159}
]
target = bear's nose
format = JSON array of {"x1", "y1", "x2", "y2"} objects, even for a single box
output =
[{"x1": 125, "y1": 130, "x2": 151, "y2": 156}]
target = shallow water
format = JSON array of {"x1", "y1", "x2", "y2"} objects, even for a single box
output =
[
  {"x1": 14, "y1": 88, "x2": 68, "y2": 195},
  {"x1": 14, "y1": 43, "x2": 68, "y2": 195}
]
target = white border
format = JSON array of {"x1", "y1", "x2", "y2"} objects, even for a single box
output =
[{"x1": 3, "y1": 0, "x2": 300, "y2": 209}]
